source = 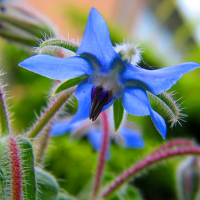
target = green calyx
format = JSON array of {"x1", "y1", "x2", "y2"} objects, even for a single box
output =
[
  {"x1": 113, "y1": 99, "x2": 124, "y2": 132},
  {"x1": 54, "y1": 75, "x2": 88, "y2": 95},
  {"x1": 37, "y1": 38, "x2": 79, "y2": 56}
]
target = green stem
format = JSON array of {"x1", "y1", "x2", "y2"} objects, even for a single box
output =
[
  {"x1": 0, "y1": 86, "x2": 9, "y2": 136},
  {"x1": 35, "y1": 120, "x2": 53, "y2": 164},
  {"x1": 27, "y1": 89, "x2": 75, "y2": 139},
  {"x1": 0, "y1": 30, "x2": 37, "y2": 46},
  {"x1": 0, "y1": 14, "x2": 51, "y2": 39}
]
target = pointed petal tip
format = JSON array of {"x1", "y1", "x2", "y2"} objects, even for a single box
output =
[
  {"x1": 156, "y1": 122, "x2": 167, "y2": 140},
  {"x1": 91, "y1": 7, "x2": 97, "y2": 12},
  {"x1": 160, "y1": 130, "x2": 167, "y2": 140},
  {"x1": 18, "y1": 58, "x2": 29, "y2": 68},
  {"x1": 90, "y1": 7, "x2": 101, "y2": 16}
]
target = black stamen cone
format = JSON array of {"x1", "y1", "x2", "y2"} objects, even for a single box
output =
[{"x1": 90, "y1": 87, "x2": 110, "y2": 121}]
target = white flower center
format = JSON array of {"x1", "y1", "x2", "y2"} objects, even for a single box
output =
[{"x1": 90, "y1": 67, "x2": 126, "y2": 99}]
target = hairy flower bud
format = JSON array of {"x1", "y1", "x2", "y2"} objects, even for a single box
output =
[{"x1": 0, "y1": 135, "x2": 36, "y2": 199}]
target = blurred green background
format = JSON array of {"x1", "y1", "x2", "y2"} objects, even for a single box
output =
[{"x1": 0, "y1": 0, "x2": 200, "y2": 199}]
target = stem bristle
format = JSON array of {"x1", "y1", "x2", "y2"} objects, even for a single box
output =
[{"x1": 0, "y1": 77, "x2": 12, "y2": 136}]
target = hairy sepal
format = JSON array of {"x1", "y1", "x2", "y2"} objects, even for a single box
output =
[
  {"x1": 147, "y1": 91, "x2": 187, "y2": 127},
  {"x1": 0, "y1": 136, "x2": 36, "y2": 199},
  {"x1": 54, "y1": 75, "x2": 88, "y2": 95},
  {"x1": 37, "y1": 38, "x2": 79, "y2": 56}
]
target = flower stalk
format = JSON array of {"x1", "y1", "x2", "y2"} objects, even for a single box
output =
[
  {"x1": 27, "y1": 89, "x2": 75, "y2": 139},
  {"x1": 150, "y1": 138, "x2": 196, "y2": 156},
  {"x1": 101, "y1": 141, "x2": 200, "y2": 198},
  {"x1": 90, "y1": 111, "x2": 109, "y2": 200},
  {"x1": 35, "y1": 119, "x2": 53, "y2": 164}
]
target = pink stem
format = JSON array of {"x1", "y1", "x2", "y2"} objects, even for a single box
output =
[
  {"x1": 35, "y1": 120, "x2": 53, "y2": 164},
  {"x1": 90, "y1": 111, "x2": 109, "y2": 200},
  {"x1": 8, "y1": 137, "x2": 22, "y2": 200},
  {"x1": 27, "y1": 89, "x2": 74, "y2": 139},
  {"x1": 150, "y1": 139, "x2": 195, "y2": 156},
  {"x1": 101, "y1": 145, "x2": 200, "y2": 198}
]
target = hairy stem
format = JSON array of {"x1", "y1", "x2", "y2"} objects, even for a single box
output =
[
  {"x1": 8, "y1": 137, "x2": 22, "y2": 200},
  {"x1": 150, "y1": 139, "x2": 195, "y2": 156},
  {"x1": 0, "y1": 86, "x2": 9, "y2": 136},
  {"x1": 35, "y1": 119, "x2": 53, "y2": 164},
  {"x1": 90, "y1": 111, "x2": 109, "y2": 200},
  {"x1": 101, "y1": 144, "x2": 200, "y2": 198},
  {"x1": 27, "y1": 89, "x2": 75, "y2": 139}
]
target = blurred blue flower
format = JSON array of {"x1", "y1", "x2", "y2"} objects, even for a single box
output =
[
  {"x1": 19, "y1": 8, "x2": 200, "y2": 139},
  {"x1": 50, "y1": 118, "x2": 144, "y2": 159}
]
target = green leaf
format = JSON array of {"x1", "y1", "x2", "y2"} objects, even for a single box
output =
[
  {"x1": 17, "y1": 136, "x2": 36, "y2": 200},
  {"x1": 36, "y1": 167, "x2": 59, "y2": 200},
  {"x1": 110, "y1": 184, "x2": 143, "y2": 200},
  {"x1": 54, "y1": 75, "x2": 88, "y2": 95},
  {"x1": 113, "y1": 99, "x2": 124, "y2": 132},
  {"x1": 58, "y1": 188, "x2": 77, "y2": 200},
  {"x1": 0, "y1": 138, "x2": 9, "y2": 199}
]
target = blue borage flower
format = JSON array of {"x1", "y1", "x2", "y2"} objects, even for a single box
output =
[
  {"x1": 50, "y1": 117, "x2": 144, "y2": 159},
  {"x1": 19, "y1": 8, "x2": 200, "y2": 139}
]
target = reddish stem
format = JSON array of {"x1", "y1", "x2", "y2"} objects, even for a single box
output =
[
  {"x1": 90, "y1": 111, "x2": 109, "y2": 200},
  {"x1": 101, "y1": 145, "x2": 200, "y2": 198},
  {"x1": 150, "y1": 139, "x2": 195, "y2": 155},
  {"x1": 27, "y1": 89, "x2": 74, "y2": 139},
  {"x1": 8, "y1": 137, "x2": 22, "y2": 200},
  {"x1": 35, "y1": 120, "x2": 53, "y2": 164}
]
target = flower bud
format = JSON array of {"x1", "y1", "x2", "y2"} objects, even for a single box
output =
[
  {"x1": 177, "y1": 156, "x2": 200, "y2": 200},
  {"x1": 0, "y1": 135, "x2": 36, "y2": 199}
]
